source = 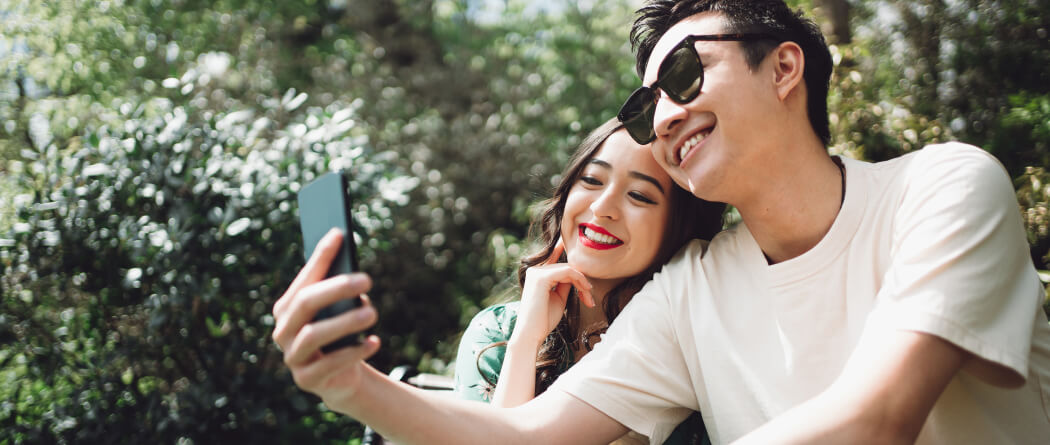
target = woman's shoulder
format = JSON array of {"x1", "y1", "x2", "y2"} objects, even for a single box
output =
[
  {"x1": 454, "y1": 301, "x2": 521, "y2": 402},
  {"x1": 463, "y1": 301, "x2": 520, "y2": 343}
]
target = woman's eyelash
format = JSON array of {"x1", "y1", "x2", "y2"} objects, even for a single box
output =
[
  {"x1": 630, "y1": 192, "x2": 657, "y2": 204},
  {"x1": 580, "y1": 176, "x2": 602, "y2": 185}
]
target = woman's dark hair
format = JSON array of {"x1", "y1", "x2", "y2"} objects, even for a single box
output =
[
  {"x1": 509, "y1": 117, "x2": 725, "y2": 394},
  {"x1": 630, "y1": 0, "x2": 832, "y2": 146}
]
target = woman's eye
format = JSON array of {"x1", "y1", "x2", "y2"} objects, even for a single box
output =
[
  {"x1": 629, "y1": 191, "x2": 657, "y2": 205},
  {"x1": 580, "y1": 176, "x2": 602, "y2": 186}
]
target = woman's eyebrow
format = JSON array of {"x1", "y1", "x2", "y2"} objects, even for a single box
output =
[
  {"x1": 629, "y1": 171, "x2": 665, "y2": 194},
  {"x1": 587, "y1": 159, "x2": 612, "y2": 169},
  {"x1": 588, "y1": 159, "x2": 665, "y2": 194}
]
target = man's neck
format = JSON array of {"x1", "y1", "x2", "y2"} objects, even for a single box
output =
[{"x1": 733, "y1": 145, "x2": 844, "y2": 265}]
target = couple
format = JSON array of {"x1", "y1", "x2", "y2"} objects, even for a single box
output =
[{"x1": 272, "y1": 1, "x2": 1050, "y2": 444}]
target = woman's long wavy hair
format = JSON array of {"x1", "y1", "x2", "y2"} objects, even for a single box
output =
[{"x1": 481, "y1": 117, "x2": 725, "y2": 395}]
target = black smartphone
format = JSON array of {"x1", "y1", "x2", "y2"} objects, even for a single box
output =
[{"x1": 297, "y1": 171, "x2": 365, "y2": 352}]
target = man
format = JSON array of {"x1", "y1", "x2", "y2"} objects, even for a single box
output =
[{"x1": 271, "y1": 1, "x2": 1050, "y2": 443}]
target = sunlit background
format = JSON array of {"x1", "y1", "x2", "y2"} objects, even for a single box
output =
[{"x1": 1, "y1": 0, "x2": 1048, "y2": 442}]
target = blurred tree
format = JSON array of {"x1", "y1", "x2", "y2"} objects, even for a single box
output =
[
  {"x1": 1, "y1": 0, "x2": 642, "y2": 441},
  {"x1": 814, "y1": 0, "x2": 852, "y2": 44},
  {"x1": 2, "y1": 0, "x2": 1049, "y2": 442}
]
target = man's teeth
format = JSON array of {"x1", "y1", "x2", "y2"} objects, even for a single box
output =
[
  {"x1": 584, "y1": 227, "x2": 620, "y2": 245},
  {"x1": 679, "y1": 131, "x2": 709, "y2": 163}
]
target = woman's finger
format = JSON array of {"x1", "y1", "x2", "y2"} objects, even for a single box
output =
[
  {"x1": 577, "y1": 286, "x2": 596, "y2": 308},
  {"x1": 526, "y1": 263, "x2": 594, "y2": 308},
  {"x1": 543, "y1": 238, "x2": 565, "y2": 266},
  {"x1": 273, "y1": 228, "x2": 345, "y2": 318}
]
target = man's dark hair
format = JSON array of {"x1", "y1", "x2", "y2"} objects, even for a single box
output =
[{"x1": 631, "y1": 0, "x2": 833, "y2": 145}]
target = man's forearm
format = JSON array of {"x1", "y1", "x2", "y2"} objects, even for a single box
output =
[
  {"x1": 733, "y1": 330, "x2": 968, "y2": 445},
  {"x1": 337, "y1": 364, "x2": 627, "y2": 445},
  {"x1": 337, "y1": 365, "x2": 516, "y2": 445},
  {"x1": 730, "y1": 389, "x2": 914, "y2": 445}
]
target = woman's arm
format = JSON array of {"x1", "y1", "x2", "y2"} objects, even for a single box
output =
[
  {"x1": 491, "y1": 242, "x2": 593, "y2": 407},
  {"x1": 490, "y1": 336, "x2": 541, "y2": 406}
]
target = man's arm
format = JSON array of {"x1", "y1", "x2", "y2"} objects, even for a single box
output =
[
  {"x1": 733, "y1": 329, "x2": 970, "y2": 445},
  {"x1": 351, "y1": 364, "x2": 627, "y2": 445},
  {"x1": 271, "y1": 229, "x2": 628, "y2": 445}
]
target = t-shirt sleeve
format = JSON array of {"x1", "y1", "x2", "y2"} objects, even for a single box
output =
[
  {"x1": 452, "y1": 303, "x2": 517, "y2": 402},
  {"x1": 870, "y1": 143, "x2": 1045, "y2": 385},
  {"x1": 550, "y1": 243, "x2": 703, "y2": 444}
]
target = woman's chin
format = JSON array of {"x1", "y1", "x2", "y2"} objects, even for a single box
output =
[{"x1": 566, "y1": 259, "x2": 622, "y2": 282}]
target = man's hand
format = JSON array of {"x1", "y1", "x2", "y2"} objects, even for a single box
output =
[
  {"x1": 270, "y1": 229, "x2": 628, "y2": 445},
  {"x1": 271, "y1": 228, "x2": 380, "y2": 409}
]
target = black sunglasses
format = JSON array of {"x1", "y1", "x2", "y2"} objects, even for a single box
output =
[{"x1": 617, "y1": 33, "x2": 779, "y2": 144}]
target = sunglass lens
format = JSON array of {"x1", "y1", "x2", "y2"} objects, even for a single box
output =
[
  {"x1": 658, "y1": 45, "x2": 703, "y2": 104},
  {"x1": 618, "y1": 87, "x2": 656, "y2": 144}
]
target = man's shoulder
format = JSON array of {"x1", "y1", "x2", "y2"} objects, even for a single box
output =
[
  {"x1": 872, "y1": 142, "x2": 1003, "y2": 178},
  {"x1": 665, "y1": 236, "x2": 742, "y2": 269},
  {"x1": 857, "y1": 143, "x2": 1009, "y2": 204},
  {"x1": 666, "y1": 238, "x2": 708, "y2": 266}
]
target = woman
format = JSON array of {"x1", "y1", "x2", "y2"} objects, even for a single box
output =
[{"x1": 453, "y1": 118, "x2": 724, "y2": 444}]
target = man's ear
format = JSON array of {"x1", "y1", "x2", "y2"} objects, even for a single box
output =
[{"x1": 772, "y1": 42, "x2": 805, "y2": 101}]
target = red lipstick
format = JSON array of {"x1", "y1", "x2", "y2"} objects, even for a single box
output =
[{"x1": 578, "y1": 223, "x2": 623, "y2": 251}]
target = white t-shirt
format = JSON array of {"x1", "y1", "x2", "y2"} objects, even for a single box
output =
[{"x1": 551, "y1": 143, "x2": 1050, "y2": 444}]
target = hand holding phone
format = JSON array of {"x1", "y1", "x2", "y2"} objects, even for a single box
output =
[{"x1": 297, "y1": 171, "x2": 365, "y2": 352}]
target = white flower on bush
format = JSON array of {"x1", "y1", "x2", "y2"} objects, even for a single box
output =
[{"x1": 378, "y1": 176, "x2": 419, "y2": 206}]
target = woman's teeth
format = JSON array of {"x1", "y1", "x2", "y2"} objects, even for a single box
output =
[
  {"x1": 584, "y1": 227, "x2": 621, "y2": 245},
  {"x1": 679, "y1": 131, "x2": 709, "y2": 163}
]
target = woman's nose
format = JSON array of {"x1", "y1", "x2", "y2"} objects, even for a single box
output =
[{"x1": 589, "y1": 188, "x2": 621, "y2": 220}]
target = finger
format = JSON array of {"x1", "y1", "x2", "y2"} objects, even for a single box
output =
[
  {"x1": 284, "y1": 301, "x2": 378, "y2": 367},
  {"x1": 292, "y1": 335, "x2": 381, "y2": 391},
  {"x1": 533, "y1": 263, "x2": 592, "y2": 290},
  {"x1": 543, "y1": 238, "x2": 565, "y2": 266},
  {"x1": 547, "y1": 265, "x2": 593, "y2": 296},
  {"x1": 552, "y1": 280, "x2": 594, "y2": 308},
  {"x1": 553, "y1": 282, "x2": 573, "y2": 303},
  {"x1": 558, "y1": 266, "x2": 595, "y2": 307},
  {"x1": 273, "y1": 273, "x2": 373, "y2": 350},
  {"x1": 274, "y1": 228, "x2": 345, "y2": 318},
  {"x1": 578, "y1": 286, "x2": 596, "y2": 308},
  {"x1": 274, "y1": 273, "x2": 372, "y2": 350}
]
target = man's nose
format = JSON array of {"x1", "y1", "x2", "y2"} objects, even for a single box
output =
[{"x1": 652, "y1": 92, "x2": 690, "y2": 140}]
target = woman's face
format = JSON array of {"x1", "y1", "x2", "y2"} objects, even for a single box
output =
[{"x1": 560, "y1": 129, "x2": 674, "y2": 283}]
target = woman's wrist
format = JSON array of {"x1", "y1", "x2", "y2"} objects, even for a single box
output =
[{"x1": 506, "y1": 334, "x2": 544, "y2": 355}]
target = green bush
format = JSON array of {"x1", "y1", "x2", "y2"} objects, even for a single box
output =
[{"x1": 0, "y1": 86, "x2": 414, "y2": 443}]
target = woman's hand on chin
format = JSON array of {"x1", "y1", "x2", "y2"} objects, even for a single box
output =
[
  {"x1": 511, "y1": 240, "x2": 594, "y2": 349},
  {"x1": 271, "y1": 229, "x2": 380, "y2": 409}
]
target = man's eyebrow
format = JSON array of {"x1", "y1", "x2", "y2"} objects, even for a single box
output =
[{"x1": 587, "y1": 159, "x2": 665, "y2": 193}]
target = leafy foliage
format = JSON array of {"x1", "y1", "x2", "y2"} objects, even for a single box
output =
[
  {"x1": 1, "y1": 0, "x2": 1049, "y2": 442},
  {"x1": 0, "y1": 78, "x2": 412, "y2": 442}
]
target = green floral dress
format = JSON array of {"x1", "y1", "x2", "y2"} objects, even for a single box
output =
[{"x1": 453, "y1": 302, "x2": 710, "y2": 445}]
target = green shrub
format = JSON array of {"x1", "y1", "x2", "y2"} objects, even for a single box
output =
[{"x1": 0, "y1": 87, "x2": 414, "y2": 443}]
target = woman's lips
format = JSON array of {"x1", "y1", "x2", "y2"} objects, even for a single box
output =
[{"x1": 579, "y1": 224, "x2": 623, "y2": 251}]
